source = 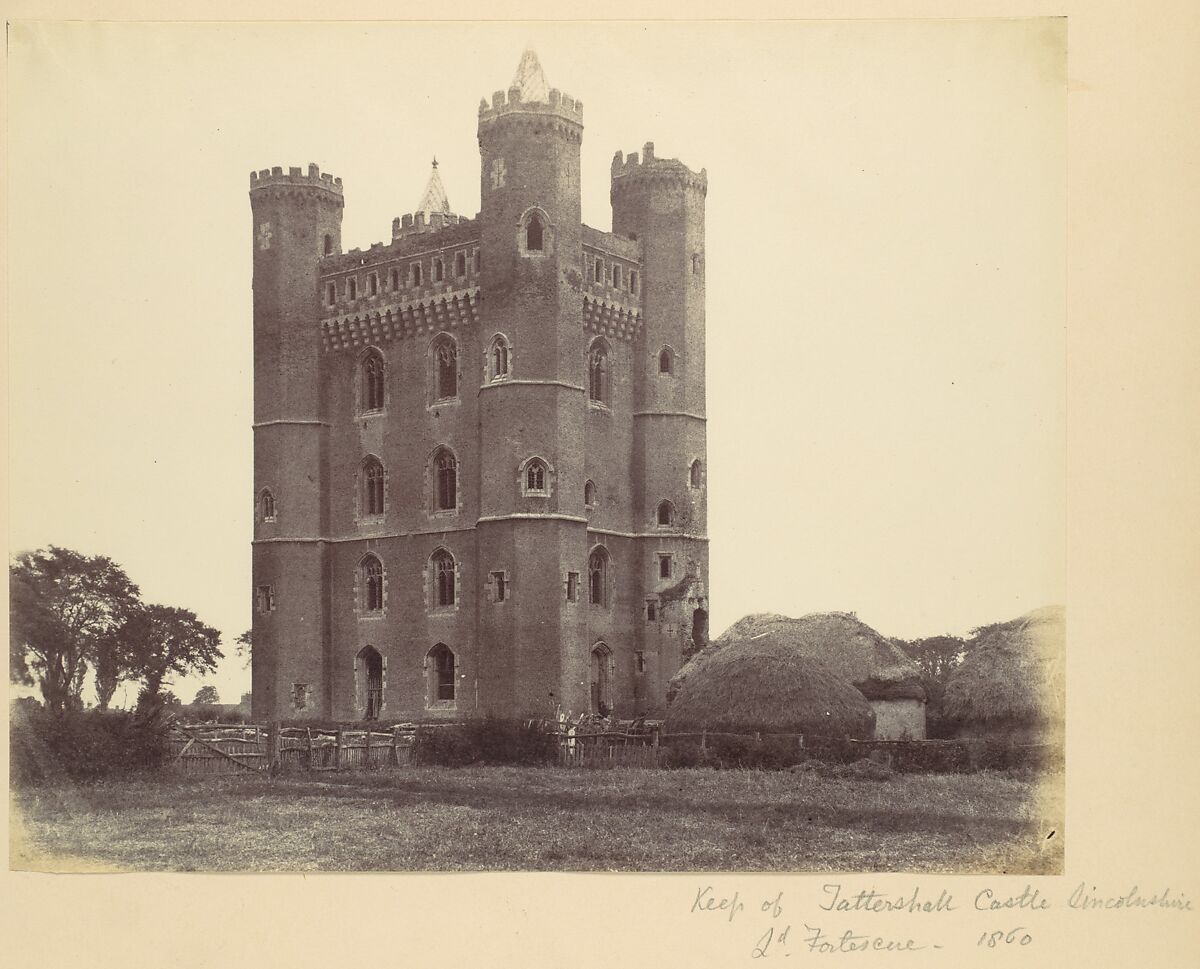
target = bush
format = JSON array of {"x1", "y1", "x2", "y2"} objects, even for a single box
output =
[
  {"x1": 411, "y1": 717, "x2": 559, "y2": 767},
  {"x1": 10, "y1": 705, "x2": 172, "y2": 786}
]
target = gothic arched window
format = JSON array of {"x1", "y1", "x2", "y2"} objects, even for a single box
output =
[
  {"x1": 489, "y1": 334, "x2": 510, "y2": 381},
  {"x1": 431, "y1": 549, "x2": 456, "y2": 608},
  {"x1": 689, "y1": 459, "x2": 704, "y2": 489},
  {"x1": 259, "y1": 489, "x2": 276, "y2": 523},
  {"x1": 427, "y1": 643, "x2": 457, "y2": 702},
  {"x1": 584, "y1": 479, "x2": 597, "y2": 508},
  {"x1": 362, "y1": 457, "x2": 385, "y2": 517},
  {"x1": 455, "y1": 251, "x2": 467, "y2": 277},
  {"x1": 588, "y1": 547, "x2": 609, "y2": 607},
  {"x1": 432, "y1": 336, "x2": 458, "y2": 401},
  {"x1": 657, "y1": 500, "x2": 675, "y2": 527},
  {"x1": 433, "y1": 447, "x2": 458, "y2": 513},
  {"x1": 524, "y1": 458, "x2": 548, "y2": 494},
  {"x1": 526, "y1": 214, "x2": 544, "y2": 252},
  {"x1": 361, "y1": 555, "x2": 384, "y2": 612},
  {"x1": 658, "y1": 346, "x2": 675, "y2": 375},
  {"x1": 362, "y1": 349, "x2": 385, "y2": 413},
  {"x1": 588, "y1": 339, "x2": 610, "y2": 406}
]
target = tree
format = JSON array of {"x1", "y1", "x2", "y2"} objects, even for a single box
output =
[
  {"x1": 124, "y1": 604, "x2": 223, "y2": 710},
  {"x1": 193, "y1": 685, "x2": 220, "y2": 705},
  {"x1": 234, "y1": 629, "x2": 252, "y2": 668},
  {"x1": 10, "y1": 547, "x2": 140, "y2": 714}
]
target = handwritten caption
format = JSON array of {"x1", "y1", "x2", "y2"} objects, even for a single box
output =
[{"x1": 689, "y1": 881, "x2": 1192, "y2": 958}]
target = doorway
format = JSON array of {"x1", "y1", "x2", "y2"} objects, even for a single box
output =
[
  {"x1": 357, "y1": 645, "x2": 383, "y2": 720},
  {"x1": 590, "y1": 643, "x2": 613, "y2": 716}
]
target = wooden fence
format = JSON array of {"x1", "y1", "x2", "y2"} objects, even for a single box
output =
[{"x1": 168, "y1": 722, "x2": 421, "y2": 775}]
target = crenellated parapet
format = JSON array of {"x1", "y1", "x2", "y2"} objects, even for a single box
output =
[
  {"x1": 477, "y1": 86, "x2": 583, "y2": 139},
  {"x1": 249, "y1": 163, "x2": 344, "y2": 203},
  {"x1": 392, "y1": 210, "x2": 475, "y2": 240},
  {"x1": 610, "y1": 143, "x2": 707, "y2": 199}
]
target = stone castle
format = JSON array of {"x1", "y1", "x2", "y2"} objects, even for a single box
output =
[{"x1": 249, "y1": 51, "x2": 708, "y2": 722}]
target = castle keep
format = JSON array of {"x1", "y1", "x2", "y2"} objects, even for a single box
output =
[{"x1": 249, "y1": 52, "x2": 708, "y2": 721}]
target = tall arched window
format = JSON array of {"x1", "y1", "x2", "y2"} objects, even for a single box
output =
[
  {"x1": 432, "y1": 336, "x2": 458, "y2": 401},
  {"x1": 432, "y1": 447, "x2": 457, "y2": 512},
  {"x1": 433, "y1": 258, "x2": 444, "y2": 283},
  {"x1": 323, "y1": 233, "x2": 333, "y2": 256},
  {"x1": 526, "y1": 214, "x2": 544, "y2": 252},
  {"x1": 588, "y1": 547, "x2": 609, "y2": 607},
  {"x1": 657, "y1": 500, "x2": 675, "y2": 527},
  {"x1": 584, "y1": 479, "x2": 597, "y2": 508},
  {"x1": 411, "y1": 262, "x2": 423, "y2": 287},
  {"x1": 361, "y1": 349, "x2": 385, "y2": 413},
  {"x1": 362, "y1": 457, "x2": 385, "y2": 517},
  {"x1": 427, "y1": 644, "x2": 457, "y2": 703},
  {"x1": 259, "y1": 489, "x2": 276, "y2": 523},
  {"x1": 689, "y1": 459, "x2": 703, "y2": 488},
  {"x1": 658, "y1": 346, "x2": 675, "y2": 375},
  {"x1": 431, "y1": 549, "x2": 456, "y2": 608},
  {"x1": 455, "y1": 251, "x2": 467, "y2": 277},
  {"x1": 361, "y1": 555, "x2": 384, "y2": 612},
  {"x1": 489, "y1": 334, "x2": 510, "y2": 381},
  {"x1": 588, "y1": 339, "x2": 610, "y2": 406}
]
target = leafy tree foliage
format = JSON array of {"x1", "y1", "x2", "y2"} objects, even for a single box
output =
[
  {"x1": 894, "y1": 634, "x2": 970, "y2": 736},
  {"x1": 123, "y1": 604, "x2": 222, "y2": 708},
  {"x1": 9, "y1": 547, "x2": 140, "y2": 714},
  {"x1": 192, "y1": 685, "x2": 220, "y2": 705},
  {"x1": 234, "y1": 628, "x2": 252, "y2": 668}
]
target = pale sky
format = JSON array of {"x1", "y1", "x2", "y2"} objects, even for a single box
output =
[{"x1": 7, "y1": 20, "x2": 1066, "y2": 706}]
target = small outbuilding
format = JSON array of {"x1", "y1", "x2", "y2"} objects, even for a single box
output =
[
  {"x1": 942, "y1": 605, "x2": 1065, "y2": 744},
  {"x1": 666, "y1": 636, "x2": 875, "y2": 739},
  {"x1": 698, "y1": 612, "x2": 929, "y2": 740}
]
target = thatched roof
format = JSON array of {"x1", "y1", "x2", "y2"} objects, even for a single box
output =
[
  {"x1": 712, "y1": 612, "x2": 927, "y2": 702},
  {"x1": 942, "y1": 605, "x2": 1065, "y2": 732},
  {"x1": 665, "y1": 637, "x2": 876, "y2": 738}
]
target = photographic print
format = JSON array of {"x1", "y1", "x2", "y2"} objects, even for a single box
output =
[{"x1": 9, "y1": 20, "x2": 1066, "y2": 876}]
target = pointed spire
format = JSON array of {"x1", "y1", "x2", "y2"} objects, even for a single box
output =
[
  {"x1": 415, "y1": 159, "x2": 451, "y2": 217},
  {"x1": 511, "y1": 49, "x2": 550, "y2": 103}
]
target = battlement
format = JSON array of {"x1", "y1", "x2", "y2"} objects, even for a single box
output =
[
  {"x1": 477, "y1": 86, "x2": 583, "y2": 126},
  {"x1": 249, "y1": 163, "x2": 344, "y2": 196},
  {"x1": 610, "y1": 143, "x2": 707, "y2": 196},
  {"x1": 392, "y1": 210, "x2": 475, "y2": 241}
]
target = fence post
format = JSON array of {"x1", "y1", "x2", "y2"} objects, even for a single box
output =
[
  {"x1": 335, "y1": 728, "x2": 344, "y2": 770},
  {"x1": 700, "y1": 727, "x2": 707, "y2": 752},
  {"x1": 391, "y1": 726, "x2": 400, "y2": 767},
  {"x1": 365, "y1": 727, "x2": 372, "y2": 769},
  {"x1": 268, "y1": 721, "x2": 281, "y2": 775},
  {"x1": 306, "y1": 727, "x2": 314, "y2": 772}
]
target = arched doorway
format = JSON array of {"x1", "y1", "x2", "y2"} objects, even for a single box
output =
[
  {"x1": 356, "y1": 646, "x2": 383, "y2": 720},
  {"x1": 590, "y1": 643, "x2": 613, "y2": 716}
]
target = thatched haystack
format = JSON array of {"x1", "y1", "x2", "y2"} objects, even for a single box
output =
[
  {"x1": 665, "y1": 637, "x2": 875, "y2": 739},
  {"x1": 714, "y1": 612, "x2": 927, "y2": 702},
  {"x1": 943, "y1": 605, "x2": 1065, "y2": 743}
]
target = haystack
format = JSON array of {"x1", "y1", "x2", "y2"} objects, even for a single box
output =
[
  {"x1": 943, "y1": 605, "x2": 1065, "y2": 743},
  {"x1": 665, "y1": 636, "x2": 875, "y2": 739}
]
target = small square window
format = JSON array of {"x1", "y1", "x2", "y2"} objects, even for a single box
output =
[
  {"x1": 566, "y1": 572, "x2": 580, "y2": 603},
  {"x1": 292, "y1": 683, "x2": 309, "y2": 710},
  {"x1": 658, "y1": 555, "x2": 673, "y2": 580}
]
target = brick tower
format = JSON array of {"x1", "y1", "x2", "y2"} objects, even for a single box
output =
[{"x1": 249, "y1": 52, "x2": 707, "y2": 722}]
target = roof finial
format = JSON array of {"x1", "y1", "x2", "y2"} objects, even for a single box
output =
[{"x1": 432, "y1": 156, "x2": 438, "y2": 169}]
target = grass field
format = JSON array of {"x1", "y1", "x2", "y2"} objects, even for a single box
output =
[{"x1": 10, "y1": 765, "x2": 1063, "y2": 873}]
